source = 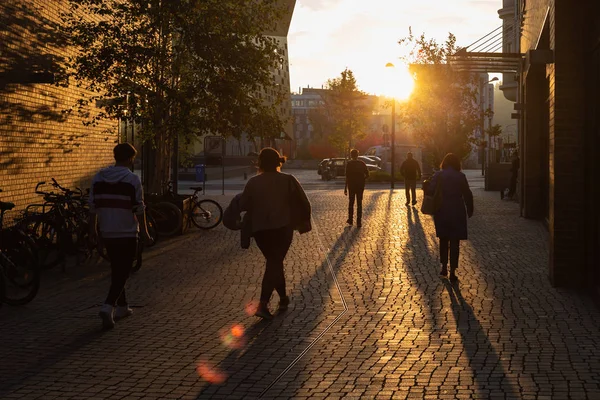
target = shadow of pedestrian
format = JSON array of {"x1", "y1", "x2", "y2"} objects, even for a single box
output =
[
  {"x1": 442, "y1": 280, "x2": 520, "y2": 398},
  {"x1": 194, "y1": 192, "x2": 381, "y2": 398}
]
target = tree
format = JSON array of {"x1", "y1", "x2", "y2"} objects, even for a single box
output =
[
  {"x1": 309, "y1": 69, "x2": 374, "y2": 156},
  {"x1": 398, "y1": 30, "x2": 480, "y2": 168},
  {"x1": 61, "y1": 0, "x2": 288, "y2": 194}
]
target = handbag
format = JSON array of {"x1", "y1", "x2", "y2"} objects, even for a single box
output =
[{"x1": 420, "y1": 174, "x2": 442, "y2": 215}]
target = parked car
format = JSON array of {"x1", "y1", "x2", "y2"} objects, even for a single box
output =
[
  {"x1": 321, "y1": 158, "x2": 346, "y2": 180},
  {"x1": 359, "y1": 155, "x2": 382, "y2": 167},
  {"x1": 322, "y1": 158, "x2": 381, "y2": 180},
  {"x1": 317, "y1": 158, "x2": 330, "y2": 175}
]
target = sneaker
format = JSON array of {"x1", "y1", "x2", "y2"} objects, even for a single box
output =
[
  {"x1": 439, "y1": 265, "x2": 448, "y2": 277},
  {"x1": 99, "y1": 304, "x2": 115, "y2": 329},
  {"x1": 114, "y1": 306, "x2": 134, "y2": 321},
  {"x1": 255, "y1": 303, "x2": 273, "y2": 319},
  {"x1": 279, "y1": 296, "x2": 290, "y2": 311},
  {"x1": 412, "y1": 200, "x2": 417, "y2": 206}
]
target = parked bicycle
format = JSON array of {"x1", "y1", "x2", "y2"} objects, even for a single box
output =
[
  {"x1": 161, "y1": 182, "x2": 223, "y2": 230},
  {"x1": 0, "y1": 189, "x2": 40, "y2": 306}
]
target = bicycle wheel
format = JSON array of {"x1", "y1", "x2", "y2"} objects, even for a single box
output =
[
  {"x1": 145, "y1": 213, "x2": 158, "y2": 247},
  {"x1": 1, "y1": 233, "x2": 40, "y2": 305},
  {"x1": 27, "y1": 216, "x2": 65, "y2": 270},
  {"x1": 191, "y1": 199, "x2": 223, "y2": 229},
  {"x1": 131, "y1": 239, "x2": 145, "y2": 273},
  {"x1": 148, "y1": 202, "x2": 182, "y2": 237}
]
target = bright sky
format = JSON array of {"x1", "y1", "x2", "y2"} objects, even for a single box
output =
[{"x1": 288, "y1": 0, "x2": 503, "y2": 98}]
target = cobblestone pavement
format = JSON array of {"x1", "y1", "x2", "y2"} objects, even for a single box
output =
[{"x1": 1, "y1": 172, "x2": 600, "y2": 399}]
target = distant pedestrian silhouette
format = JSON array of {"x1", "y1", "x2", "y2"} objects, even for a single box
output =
[
  {"x1": 400, "y1": 152, "x2": 422, "y2": 206},
  {"x1": 240, "y1": 148, "x2": 311, "y2": 319},
  {"x1": 425, "y1": 153, "x2": 474, "y2": 282},
  {"x1": 507, "y1": 152, "x2": 520, "y2": 199},
  {"x1": 344, "y1": 149, "x2": 369, "y2": 227}
]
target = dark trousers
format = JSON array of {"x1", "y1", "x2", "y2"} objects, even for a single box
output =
[
  {"x1": 103, "y1": 237, "x2": 137, "y2": 306},
  {"x1": 405, "y1": 179, "x2": 417, "y2": 203},
  {"x1": 348, "y1": 186, "x2": 365, "y2": 223},
  {"x1": 439, "y1": 238, "x2": 460, "y2": 269},
  {"x1": 254, "y1": 226, "x2": 293, "y2": 302},
  {"x1": 508, "y1": 173, "x2": 518, "y2": 198}
]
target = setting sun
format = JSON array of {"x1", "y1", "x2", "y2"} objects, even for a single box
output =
[{"x1": 358, "y1": 62, "x2": 415, "y2": 100}]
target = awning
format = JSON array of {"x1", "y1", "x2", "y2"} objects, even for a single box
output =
[{"x1": 447, "y1": 25, "x2": 524, "y2": 74}]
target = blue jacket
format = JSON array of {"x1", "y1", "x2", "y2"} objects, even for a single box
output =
[{"x1": 426, "y1": 167, "x2": 474, "y2": 240}]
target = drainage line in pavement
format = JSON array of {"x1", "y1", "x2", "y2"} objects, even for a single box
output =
[{"x1": 258, "y1": 217, "x2": 349, "y2": 398}]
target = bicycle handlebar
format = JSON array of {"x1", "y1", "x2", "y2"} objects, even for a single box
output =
[{"x1": 35, "y1": 182, "x2": 47, "y2": 195}]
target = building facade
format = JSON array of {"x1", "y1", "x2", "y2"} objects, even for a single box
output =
[
  {"x1": 516, "y1": 0, "x2": 600, "y2": 296},
  {"x1": 0, "y1": 0, "x2": 117, "y2": 215}
]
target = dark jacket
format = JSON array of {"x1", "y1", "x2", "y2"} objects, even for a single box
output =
[
  {"x1": 400, "y1": 158, "x2": 421, "y2": 181},
  {"x1": 345, "y1": 159, "x2": 369, "y2": 189},
  {"x1": 426, "y1": 167, "x2": 474, "y2": 240}
]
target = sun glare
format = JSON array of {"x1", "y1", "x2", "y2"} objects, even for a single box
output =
[{"x1": 379, "y1": 63, "x2": 414, "y2": 100}]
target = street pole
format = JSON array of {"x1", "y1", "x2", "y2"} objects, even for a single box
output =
[
  {"x1": 391, "y1": 98, "x2": 396, "y2": 189},
  {"x1": 480, "y1": 79, "x2": 485, "y2": 177}
]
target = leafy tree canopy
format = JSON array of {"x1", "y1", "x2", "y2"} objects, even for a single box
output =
[
  {"x1": 309, "y1": 69, "x2": 374, "y2": 156},
  {"x1": 62, "y1": 0, "x2": 289, "y2": 192},
  {"x1": 398, "y1": 29, "x2": 481, "y2": 168}
]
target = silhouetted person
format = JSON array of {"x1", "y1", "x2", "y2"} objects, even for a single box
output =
[
  {"x1": 426, "y1": 153, "x2": 474, "y2": 282},
  {"x1": 89, "y1": 143, "x2": 151, "y2": 329},
  {"x1": 507, "y1": 152, "x2": 520, "y2": 199},
  {"x1": 344, "y1": 149, "x2": 369, "y2": 227},
  {"x1": 240, "y1": 148, "x2": 311, "y2": 319},
  {"x1": 400, "y1": 152, "x2": 422, "y2": 206}
]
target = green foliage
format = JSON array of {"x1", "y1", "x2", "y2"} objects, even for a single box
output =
[
  {"x1": 398, "y1": 30, "x2": 480, "y2": 168},
  {"x1": 61, "y1": 0, "x2": 288, "y2": 192},
  {"x1": 309, "y1": 69, "x2": 374, "y2": 155},
  {"x1": 486, "y1": 123, "x2": 503, "y2": 138}
]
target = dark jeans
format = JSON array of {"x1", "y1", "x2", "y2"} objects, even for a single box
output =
[
  {"x1": 347, "y1": 186, "x2": 365, "y2": 223},
  {"x1": 254, "y1": 226, "x2": 293, "y2": 302},
  {"x1": 508, "y1": 173, "x2": 518, "y2": 198},
  {"x1": 405, "y1": 179, "x2": 417, "y2": 203},
  {"x1": 103, "y1": 237, "x2": 137, "y2": 306},
  {"x1": 439, "y1": 238, "x2": 460, "y2": 269}
]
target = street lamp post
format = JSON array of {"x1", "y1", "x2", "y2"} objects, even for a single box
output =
[
  {"x1": 391, "y1": 98, "x2": 396, "y2": 189},
  {"x1": 386, "y1": 62, "x2": 396, "y2": 190}
]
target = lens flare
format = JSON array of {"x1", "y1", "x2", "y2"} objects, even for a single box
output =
[
  {"x1": 245, "y1": 300, "x2": 259, "y2": 316},
  {"x1": 197, "y1": 361, "x2": 227, "y2": 384},
  {"x1": 219, "y1": 324, "x2": 247, "y2": 349},
  {"x1": 231, "y1": 324, "x2": 244, "y2": 338}
]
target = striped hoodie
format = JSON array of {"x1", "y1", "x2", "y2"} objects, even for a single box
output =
[{"x1": 89, "y1": 166, "x2": 145, "y2": 238}]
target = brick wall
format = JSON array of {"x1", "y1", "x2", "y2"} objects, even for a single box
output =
[{"x1": 0, "y1": 0, "x2": 117, "y2": 219}]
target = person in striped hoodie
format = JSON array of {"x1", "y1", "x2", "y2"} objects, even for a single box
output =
[{"x1": 89, "y1": 143, "x2": 150, "y2": 329}]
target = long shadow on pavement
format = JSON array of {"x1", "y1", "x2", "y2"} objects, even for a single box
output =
[
  {"x1": 402, "y1": 205, "x2": 519, "y2": 397},
  {"x1": 194, "y1": 193, "x2": 381, "y2": 398}
]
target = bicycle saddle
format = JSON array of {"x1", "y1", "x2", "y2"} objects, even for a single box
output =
[{"x1": 0, "y1": 201, "x2": 15, "y2": 211}]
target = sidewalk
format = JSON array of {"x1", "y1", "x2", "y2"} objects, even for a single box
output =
[{"x1": 1, "y1": 178, "x2": 599, "y2": 399}]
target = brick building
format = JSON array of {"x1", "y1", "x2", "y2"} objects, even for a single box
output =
[
  {"x1": 517, "y1": 0, "x2": 600, "y2": 296},
  {"x1": 0, "y1": 1, "x2": 117, "y2": 215}
]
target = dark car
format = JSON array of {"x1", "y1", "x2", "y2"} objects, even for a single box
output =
[
  {"x1": 321, "y1": 158, "x2": 346, "y2": 180},
  {"x1": 317, "y1": 158, "x2": 330, "y2": 175},
  {"x1": 322, "y1": 158, "x2": 381, "y2": 180}
]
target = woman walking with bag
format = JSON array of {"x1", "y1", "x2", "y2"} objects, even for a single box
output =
[
  {"x1": 426, "y1": 153, "x2": 474, "y2": 281},
  {"x1": 240, "y1": 148, "x2": 311, "y2": 319}
]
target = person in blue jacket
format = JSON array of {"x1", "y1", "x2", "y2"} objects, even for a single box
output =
[{"x1": 426, "y1": 153, "x2": 474, "y2": 281}]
